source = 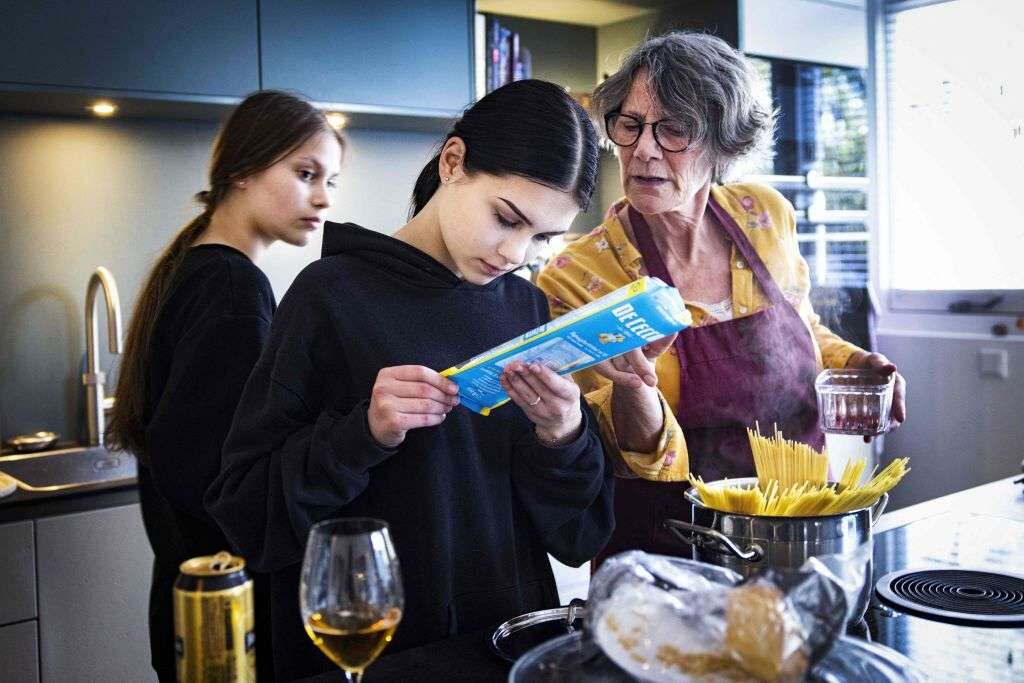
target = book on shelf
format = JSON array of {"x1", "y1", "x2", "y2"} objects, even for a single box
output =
[{"x1": 479, "y1": 14, "x2": 533, "y2": 95}]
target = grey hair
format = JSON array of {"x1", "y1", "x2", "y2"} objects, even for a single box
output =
[{"x1": 592, "y1": 31, "x2": 775, "y2": 181}]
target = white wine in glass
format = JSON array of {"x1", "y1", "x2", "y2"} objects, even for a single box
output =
[{"x1": 300, "y1": 518, "x2": 404, "y2": 682}]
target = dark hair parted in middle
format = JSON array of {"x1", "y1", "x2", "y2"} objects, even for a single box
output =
[{"x1": 411, "y1": 79, "x2": 600, "y2": 216}]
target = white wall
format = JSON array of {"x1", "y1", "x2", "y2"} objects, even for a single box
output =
[
  {"x1": 877, "y1": 334, "x2": 1024, "y2": 509},
  {"x1": 740, "y1": 0, "x2": 867, "y2": 68},
  {"x1": 596, "y1": 14, "x2": 651, "y2": 84}
]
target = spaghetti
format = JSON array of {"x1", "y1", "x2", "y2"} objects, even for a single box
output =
[
  {"x1": 688, "y1": 426, "x2": 910, "y2": 517},
  {"x1": 748, "y1": 424, "x2": 829, "y2": 489}
]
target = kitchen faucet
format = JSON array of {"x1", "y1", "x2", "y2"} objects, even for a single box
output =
[{"x1": 84, "y1": 267, "x2": 123, "y2": 446}]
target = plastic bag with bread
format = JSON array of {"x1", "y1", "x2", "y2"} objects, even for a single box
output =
[{"x1": 587, "y1": 552, "x2": 848, "y2": 682}]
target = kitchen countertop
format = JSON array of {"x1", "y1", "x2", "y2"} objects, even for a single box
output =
[
  {"x1": 0, "y1": 483, "x2": 139, "y2": 524},
  {"x1": 296, "y1": 474, "x2": 1024, "y2": 683},
  {"x1": 874, "y1": 474, "x2": 1024, "y2": 533}
]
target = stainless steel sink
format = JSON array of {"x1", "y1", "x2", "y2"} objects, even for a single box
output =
[{"x1": 0, "y1": 445, "x2": 137, "y2": 492}]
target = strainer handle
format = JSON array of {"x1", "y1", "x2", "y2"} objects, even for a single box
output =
[{"x1": 663, "y1": 519, "x2": 763, "y2": 562}]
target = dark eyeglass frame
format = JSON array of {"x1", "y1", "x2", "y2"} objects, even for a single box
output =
[{"x1": 604, "y1": 111, "x2": 692, "y2": 153}]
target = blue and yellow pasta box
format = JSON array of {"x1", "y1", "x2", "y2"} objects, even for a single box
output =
[{"x1": 442, "y1": 277, "x2": 691, "y2": 415}]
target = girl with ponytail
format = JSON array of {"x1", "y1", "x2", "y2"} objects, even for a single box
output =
[
  {"x1": 206, "y1": 79, "x2": 614, "y2": 680},
  {"x1": 107, "y1": 90, "x2": 342, "y2": 682}
]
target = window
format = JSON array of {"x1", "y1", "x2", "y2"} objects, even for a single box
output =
[
  {"x1": 883, "y1": 0, "x2": 1024, "y2": 312},
  {"x1": 747, "y1": 57, "x2": 870, "y2": 288}
]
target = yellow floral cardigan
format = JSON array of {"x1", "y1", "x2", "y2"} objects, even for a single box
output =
[{"x1": 536, "y1": 183, "x2": 863, "y2": 482}]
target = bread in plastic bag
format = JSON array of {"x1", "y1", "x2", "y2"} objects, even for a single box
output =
[{"x1": 586, "y1": 551, "x2": 853, "y2": 682}]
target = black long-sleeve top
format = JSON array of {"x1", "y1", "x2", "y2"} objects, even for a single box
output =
[
  {"x1": 206, "y1": 222, "x2": 615, "y2": 682},
  {"x1": 140, "y1": 244, "x2": 275, "y2": 679},
  {"x1": 144, "y1": 245, "x2": 275, "y2": 528}
]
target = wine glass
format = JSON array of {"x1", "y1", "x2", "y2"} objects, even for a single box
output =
[{"x1": 300, "y1": 518, "x2": 404, "y2": 682}]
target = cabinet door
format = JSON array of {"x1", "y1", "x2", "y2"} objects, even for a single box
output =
[
  {"x1": 36, "y1": 504, "x2": 156, "y2": 682},
  {"x1": 260, "y1": 0, "x2": 473, "y2": 112},
  {"x1": 0, "y1": 621, "x2": 39, "y2": 683},
  {"x1": 0, "y1": 521, "x2": 36, "y2": 625},
  {"x1": 0, "y1": 1, "x2": 258, "y2": 97}
]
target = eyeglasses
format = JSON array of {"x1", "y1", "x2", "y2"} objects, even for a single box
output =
[{"x1": 604, "y1": 112, "x2": 692, "y2": 153}]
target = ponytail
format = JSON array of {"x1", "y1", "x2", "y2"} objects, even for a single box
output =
[
  {"x1": 106, "y1": 205, "x2": 211, "y2": 459},
  {"x1": 411, "y1": 152, "x2": 443, "y2": 216}
]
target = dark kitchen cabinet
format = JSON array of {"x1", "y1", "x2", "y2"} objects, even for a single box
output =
[
  {"x1": 0, "y1": 0, "x2": 258, "y2": 97},
  {"x1": 0, "y1": 521, "x2": 35, "y2": 626},
  {"x1": 260, "y1": 0, "x2": 473, "y2": 112},
  {"x1": 36, "y1": 504, "x2": 155, "y2": 682},
  {"x1": 0, "y1": 621, "x2": 39, "y2": 683}
]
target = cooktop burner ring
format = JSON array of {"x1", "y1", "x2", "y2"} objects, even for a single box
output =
[{"x1": 875, "y1": 568, "x2": 1024, "y2": 627}]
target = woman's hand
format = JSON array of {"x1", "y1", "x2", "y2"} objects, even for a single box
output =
[
  {"x1": 592, "y1": 332, "x2": 678, "y2": 389},
  {"x1": 595, "y1": 333, "x2": 676, "y2": 453},
  {"x1": 846, "y1": 351, "x2": 907, "y2": 441},
  {"x1": 368, "y1": 366, "x2": 460, "y2": 447},
  {"x1": 500, "y1": 361, "x2": 583, "y2": 447}
]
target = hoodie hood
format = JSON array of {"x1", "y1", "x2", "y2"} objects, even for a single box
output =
[{"x1": 322, "y1": 220, "x2": 497, "y2": 290}]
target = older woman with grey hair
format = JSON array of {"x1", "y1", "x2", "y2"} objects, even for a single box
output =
[{"x1": 538, "y1": 31, "x2": 906, "y2": 566}]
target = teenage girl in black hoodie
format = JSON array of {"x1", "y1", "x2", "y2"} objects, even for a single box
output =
[
  {"x1": 206, "y1": 80, "x2": 615, "y2": 681},
  {"x1": 107, "y1": 91, "x2": 343, "y2": 682}
]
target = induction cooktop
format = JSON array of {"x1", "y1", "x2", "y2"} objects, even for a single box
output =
[{"x1": 868, "y1": 512, "x2": 1024, "y2": 681}]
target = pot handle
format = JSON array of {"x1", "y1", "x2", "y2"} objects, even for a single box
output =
[
  {"x1": 663, "y1": 519, "x2": 764, "y2": 562},
  {"x1": 565, "y1": 598, "x2": 586, "y2": 633},
  {"x1": 870, "y1": 492, "x2": 889, "y2": 527}
]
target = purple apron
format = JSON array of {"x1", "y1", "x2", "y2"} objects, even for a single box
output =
[{"x1": 593, "y1": 197, "x2": 824, "y2": 566}]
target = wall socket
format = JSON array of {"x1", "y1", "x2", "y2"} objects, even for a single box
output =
[{"x1": 978, "y1": 348, "x2": 1009, "y2": 379}]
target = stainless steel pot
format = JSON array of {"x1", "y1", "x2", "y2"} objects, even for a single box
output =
[{"x1": 664, "y1": 477, "x2": 887, "y2": 623}]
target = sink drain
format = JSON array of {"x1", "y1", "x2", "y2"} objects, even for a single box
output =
[{"x1": 93, "y1": 456, "x2": 123, "y2": 471}]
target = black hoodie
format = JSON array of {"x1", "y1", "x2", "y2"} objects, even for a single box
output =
[{"x1": 206, "y1": 222, "x2": 614, "y2": 681}]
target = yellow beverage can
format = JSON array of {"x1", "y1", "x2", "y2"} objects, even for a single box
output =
[{"x1": 173, "y1": 551, "x2": 256, "y2": 682}]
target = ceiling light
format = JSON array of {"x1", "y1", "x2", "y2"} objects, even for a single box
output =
[
  {"x1": 89, "y1": 101, "x2": 117, "y2": 117},
  {"x1": 325, "y1": 112, "x2": 348, "y2": 130}
]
